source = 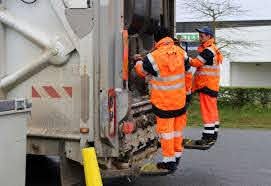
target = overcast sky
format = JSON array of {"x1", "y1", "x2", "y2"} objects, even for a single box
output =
[{"x1": 176, "y1": 0, "x2": 271, "y2": 22}]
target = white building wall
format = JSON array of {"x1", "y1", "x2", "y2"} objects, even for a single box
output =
[
  {"x1": 220, "y1": 59, "x2": 231, "y2": 86},
  {"x1": 216, "y1": 26, "x2": 271, "y2": 87},
  {"x1": 231, "y1": 62, "x2": 271, "y2": 87}
]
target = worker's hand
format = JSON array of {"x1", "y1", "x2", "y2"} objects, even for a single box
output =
[{"x1": 133, "y1": 54, "x2": 143, "y2": 62}]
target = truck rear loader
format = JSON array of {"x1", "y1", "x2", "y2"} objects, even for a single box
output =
[{"x1": 0, "y1": 0, "x2": 176, "y2": 185}]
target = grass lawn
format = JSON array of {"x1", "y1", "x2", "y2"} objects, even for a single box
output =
[{"x1": 187, "y1": 100, "x2": 271, "y2": 129}]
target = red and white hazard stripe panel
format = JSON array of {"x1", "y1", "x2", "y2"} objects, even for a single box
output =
[{"x1": 32, "y1": 86, "x2": 73, "y2": 99}]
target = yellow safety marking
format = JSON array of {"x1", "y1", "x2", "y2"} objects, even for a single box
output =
[{"x1": 82, "y1": 147, "x2": 103, "y2": 186}]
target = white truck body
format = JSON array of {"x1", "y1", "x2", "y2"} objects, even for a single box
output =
[{"x1": 0, "y1": 0, "x2": 176, "y2": 185}]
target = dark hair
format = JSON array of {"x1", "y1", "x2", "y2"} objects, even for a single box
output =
[{"x1": 154, "y1": 26, "x2": 171, "y2": 42}]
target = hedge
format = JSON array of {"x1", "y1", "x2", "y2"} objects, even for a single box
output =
[{"x1": 218, "y1": 87, "x2": 271, "y2": 108}]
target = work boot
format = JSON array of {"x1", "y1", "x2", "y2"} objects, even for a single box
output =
[
  {"x1": 183, "y1": 133, "x2": 217, "y2": 150},
  {"x1": 195, "y1": 133, "x2": 216, "y2": 146},
  {"x1": 156, "y1": 161, "x2": 177, "y2": 172},
  {"x1": 140, "y1": 161, "x2": 177, "y2": 176}
]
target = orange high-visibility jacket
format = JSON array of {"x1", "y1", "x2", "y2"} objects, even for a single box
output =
[
  {"x1": 135, "y1": 37, "x2": 187, "y2": 118},
  {"x1": 190, "y1": 38, "x2": 223, "y2": 97}
]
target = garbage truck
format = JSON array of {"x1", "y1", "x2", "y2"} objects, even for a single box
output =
[{"x1": 0, "y1": 0, "x2": 176, "y2": 185}]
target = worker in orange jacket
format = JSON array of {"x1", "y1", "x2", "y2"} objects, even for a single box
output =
[
  {"x1": 135, "y1": 27, "x2": 188, "y2": 174},
  {"x1": 184, "y1": 27, "x2": 223, "y2": 150}
]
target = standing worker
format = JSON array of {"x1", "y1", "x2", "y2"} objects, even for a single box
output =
[
  {"x1": 184, "y1": 26, "x2": 223, "y2": 150},
  {"x1": 135, "y1": 27, "x2": 188, "y2": 174}
]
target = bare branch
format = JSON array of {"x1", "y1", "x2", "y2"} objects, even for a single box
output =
[
  {"x1": 180, "y1": 0, "x2": 253, "y2": 59},
  {"x1": 182, "y1": 0, "x2": 248, "y2": 20},
  {"x1": 216, "y1": 37, "x2": 260, "y2": 59}
]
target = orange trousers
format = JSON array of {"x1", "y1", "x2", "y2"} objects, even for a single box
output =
[
  {"x1": 156, "y1": 114, "x2": 187, "y2": 162},
  {"x1": 199, "y1": 93, "x2": 219, "y2": 133}
]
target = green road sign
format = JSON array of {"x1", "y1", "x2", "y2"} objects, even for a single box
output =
[{"x1": 176, "y1": 33, "x2": 199, "y2": 42}]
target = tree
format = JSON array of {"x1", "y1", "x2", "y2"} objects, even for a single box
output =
[
  {"x1": 179, "y1": 0, "x2": 256, "y2": 57},
  {"x1": 182, "y1": 0, "x2": 246, "y2": 35}
]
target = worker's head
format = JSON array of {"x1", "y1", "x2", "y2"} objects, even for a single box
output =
[
  {"x1": 196, "y1": 26, "x2": 214, "y2": 43},
  {"x1": 154, "y1": 26, "x2": 171, "y2": 42}
]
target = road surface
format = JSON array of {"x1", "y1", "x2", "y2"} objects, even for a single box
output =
[{"x1": 26, "y1": 128, "x2": 271, "y2": 186}]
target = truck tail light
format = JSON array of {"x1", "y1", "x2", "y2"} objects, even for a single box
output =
[
  {"x1": 122, "y1": 121, "x2": 135, "y2": 135},
  {"x1": 108, "y1": 89, "x2": 116, "y2": 137},
  {"x1": 122, "y1": 30, "x2": 129, "y2": 81}
]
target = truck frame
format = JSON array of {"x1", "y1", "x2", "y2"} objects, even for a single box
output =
[{"x1": 0, "y1": 0, "x2": 176, "y2": 185}]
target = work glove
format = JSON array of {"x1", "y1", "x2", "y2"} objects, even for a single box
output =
[{"x1": 133, "y1": 54, "x2": 143, "y2": 62}]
